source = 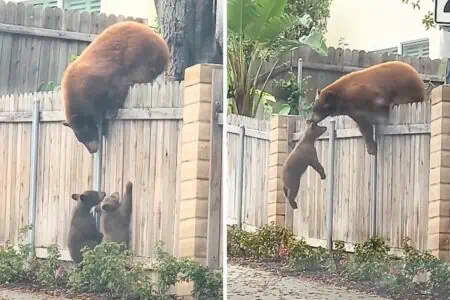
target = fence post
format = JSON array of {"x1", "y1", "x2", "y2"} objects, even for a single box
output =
[
  {"x1": 429, "y1": 85, "x2": 450, "y2": 261},
  {"x1": 268, "y1": 115, "x2": 288, "y2": 225},
  {"x1": 92, "y1": 119, "x2": 104, "y2": 228},
  {"x1": 297, "y1": 58, "x2": 303, "y2": 113},
  {"x1": 236, "y1": 125, "x2": 245, "y2": 228},
  {"x1": 28, "y1": 98, "x2": 40, "y2": 260},
  {"x1": 326, "y1": 119, "x2": 336, "y2": 252},
  {"x1": 284, "y1": 118, "x2": 296, "y2": 229},
  {"x1": 207, "y1": 66, "x2": 223, "y2": 269},
  {"x1": 178, "y1": 63, "x2": 222, "y2": 297},
  {"x1": 370, "y1": 126, "x2": 378, "y2": 237}
]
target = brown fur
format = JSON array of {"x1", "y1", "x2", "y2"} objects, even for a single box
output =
[
  {"x1": 309, "y1": 61, "x2": 425, "y2": 155},
  {"x1": 94, "y1": 182, "x2": 133, "y2": 249},
  {"x1": 68, "y1": 190, "x2": 106, "y2": 264},
  {"x1": 282, "y1": 121, "x2": 327, "y2": 209},
  {"x1": 61, "y1": 21, "x2": 170, "y2": 154}
]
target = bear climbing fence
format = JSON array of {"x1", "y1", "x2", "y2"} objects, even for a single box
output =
[{"x1": 0, "y1": 64, "x2": 224, "y2": 269}]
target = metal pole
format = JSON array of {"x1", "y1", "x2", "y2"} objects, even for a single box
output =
[
  {"x1": 370, "y1": 126, "x2": 378, "y2": 237},
  {"x1": 326, "y1": 119, "x2": 336, "y2": 252},
  {"x1": 28, "y1": 99, "x2": 40, "y2": 260},
  {"x1": 297, "y1": 58, "x2": 303, "y2": 113},
  {"x1": 236, "y1": 125, "x2": 245, "y2": 229},
  {"x1": 92, "y1": 119, "x2": 104, "y2": 228}
]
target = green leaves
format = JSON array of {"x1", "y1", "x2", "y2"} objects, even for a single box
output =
[
  {"x1": 299, "y1": 30, "x2": 328, "y2": 56},
  {"x1": 227, "y1": 0, "x2": 328, "y2": 117}
]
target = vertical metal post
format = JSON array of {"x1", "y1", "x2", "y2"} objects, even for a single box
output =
[
  {"x1": 370, "y1": 127, "x2": 378, "y2": 237},
  {"x1": 92, "y1": 119, "x2": 104, "y2": 228},
  {"x1": 28, "y1": 99, "x2": 40, "y2": 259},
  {"x1": 236, "y1": 125, "x2": 245, "y2": 229},
  {"x1": 326, "y1": 119, "x2": 336, "y2": 252},
  {"x1": 297, "y1": 58, "x2": 303, "y2": 113}
]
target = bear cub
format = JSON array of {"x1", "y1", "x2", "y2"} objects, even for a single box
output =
[
  {"x1": 282, "y1": 121, "x2": 327, "y2": 210},
  {"x1": 68, "y1": 190, "x2": 106, "y2": 264},
  {"x1": 95, "y1": 181, "x2": 133, "y2": 249}
]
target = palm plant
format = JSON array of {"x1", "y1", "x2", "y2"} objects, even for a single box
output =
[{"x1": 227, "y1": 0, "x2": 328, "y2": 117}]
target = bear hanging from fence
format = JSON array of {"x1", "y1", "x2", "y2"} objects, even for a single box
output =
[
  {"x1": 94, "y1": 181, "x2": 133, "y2": 250},
  {"x1": 61, "y1": 21, "x2": 170, "y2": 154},
  {"x1": 308, "y1": 61, "x2": 425, "y2": 156},
  {"x1": 282, "y1": 121, "x2": 327, "y2": 210},
  {"x1": 68, "y1": 190, "x2": 106, "y2": 264}
]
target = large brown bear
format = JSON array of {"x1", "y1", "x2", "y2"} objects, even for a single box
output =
[
  {"x1": 309, "y1": 61, "x2": 425, "y2": 155},
  {"x1": 61, "y1": 21, "x2": 170, "y2": 154},
  {"x1": 94, "y1": 181, "x2": 133, "y2": 249},
  {"x1": 68, "y1": 190, "x2": 106, "y2": 264},
  {"x1": 282, "y1": 121, "x2": 327, "y2": 210}
]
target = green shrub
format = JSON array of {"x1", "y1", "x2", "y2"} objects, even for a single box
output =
[
  {"x1": 0, "y1": 242, "x2": 33, "y2": 284},
  {"x1": 344, "y1": 236, "x2": 391, "y2": 282},
  {"x1": 155, "y1": 244, "x2": 223, "y2": 299},
  {"x1": 35, "y1": 244, "x2": 67, "y2": 287},
  {"x1": 69, "y1": 242, "x2": 153, "y2": 298}
]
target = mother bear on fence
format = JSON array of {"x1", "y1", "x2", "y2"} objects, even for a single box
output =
[
  {"x1": 61, "y1": 21, "x2": 170, "y2": 154},
  {"x1": 308, "y1": 61, "x2": 426, "y2": 156}
]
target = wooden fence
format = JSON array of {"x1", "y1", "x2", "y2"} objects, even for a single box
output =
[
  {"x1": 0, "y1": 64, "x2": 224, "y2": 268},
  {"x1": 227, "y1": 102, "x2": 432, "y2": 252},
  {"x1": 289, "y1": 103, "x2": 431, "y2": 251},
  {"x1": 0, "y1": 0, "x2": 146, "y2": 95},
  {"x1": 226, "y1": 114, "x2": 270, "y2": 229},
  {"x1": 260, "y1": 46, "x2": 445, "y2": 107}
]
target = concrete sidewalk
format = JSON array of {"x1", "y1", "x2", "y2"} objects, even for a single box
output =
[{"x1": 228, "y1": 264, "x2": 389, "y2": 300}]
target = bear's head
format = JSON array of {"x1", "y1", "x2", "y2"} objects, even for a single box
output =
[
  {"x1": 71, "y1": 190, "x2": 106, "y2": 210},
  {"x1": 99, "y1": 192, "x2": 121, "y2": 213},
  {"x1": 63, "y1": 115, "x2": 99, "y2": 154},
  {"x1": 309, "y1": 89, "x2": 338, "y2": 124},
  {"x1": 303, "y1": 119, "x2": 327, "y2": 142}
]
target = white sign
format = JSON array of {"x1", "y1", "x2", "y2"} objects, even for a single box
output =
[{"x1": 435, "y1": 0, "x2": 450, "y2": 25}]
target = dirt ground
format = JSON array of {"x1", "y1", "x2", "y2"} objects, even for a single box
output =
[{"x1": 227, "y1": 263, "x2": 389, "y2": 300}]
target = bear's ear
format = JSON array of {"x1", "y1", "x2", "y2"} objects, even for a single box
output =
[
  {"x1": 71, "y1": 194, "x2": 80, "y2": 201},
  {"x1": 62, "y1": 121, "x2": 71, "y2": 128},
  {"x1": 111, "y1": 192, "x2": 120, "y2": 198},
  {"x1": 79, "y1": 194, "x2": 86, "y2": 202}
]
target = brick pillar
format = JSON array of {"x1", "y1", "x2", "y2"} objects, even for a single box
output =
[
  {"x1": 177, "y1": 64, "x2": 220, "y2": 298},
  {"x1": 429, "y1": 85, "x2": 450, "y2": 261},
  {"x1": 268, "y1": 116, "x2": 289, "y2": 225}
]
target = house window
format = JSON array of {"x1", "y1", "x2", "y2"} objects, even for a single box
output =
[
  {"x1": 22, "y1": 0, "x2": 58, "y2": 7},
  {"x1": 64, "y1": 0, "x2": 101, "y2": 13},
  {"x1": 21, "y1": 0, "x2": 101, "y2": 13},
  {"x1": 400, "y1": 39, "x2": 430, "y2": 58},
  {"x1": 369, "y1": 46, "x2": 399, "y2": 56}
]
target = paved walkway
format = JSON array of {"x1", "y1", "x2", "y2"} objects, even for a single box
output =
[{"x1": 227, "y1": 264, "x2": 389, "y2": 300}]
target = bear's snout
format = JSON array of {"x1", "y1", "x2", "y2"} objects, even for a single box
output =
[{"x1": 85, "y1": 141, "x2": 99, "y2": 154}]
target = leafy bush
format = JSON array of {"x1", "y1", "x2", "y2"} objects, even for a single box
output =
[
  {"x1": 34, "y1": 244, "x2": 67, "y2": 287},
  {"x1": 344, "y1": 236, "x2": 391, "y2": 282},
  {"x1": 69, "y1": 242, "x2": 155, "y2": 299},
  {"x1": 273, "y1": 72, "x2": 313, "y2": 116},
  {"x1": 228, "y1": 224, "x2": 450, "y2": 299},
  {"x1": 0, "y1": 242, "x2": 33, "y2": 284},
  {"x1": 155, "y1": 244, "x2": 223, "y2": 299}
]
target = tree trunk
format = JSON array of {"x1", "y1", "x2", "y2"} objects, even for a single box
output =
[{"x1": 154, "y1": 0, "x2": 223, "y2": 81}]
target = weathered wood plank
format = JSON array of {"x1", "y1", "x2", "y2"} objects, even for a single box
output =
[
  {"x1": 0, "y1": 21, "x2": 98, "y2": 42},
  {"x1": 207, "y1": 68, "x2": 223, "y2": 269},
  {"x1": 0, "y1": 108, "x2": 184, "y2": 122},
  {"x1": 292, "y1": 123, "x2": 431, "y2": 141}
]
